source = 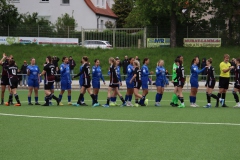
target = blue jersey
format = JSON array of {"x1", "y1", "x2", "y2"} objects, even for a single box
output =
[
  {"x1": 92, "y1": 65, "x2": 105, "y2": 82},
  {"x1": 190, "y1": 64, "x2": 206, "y2": 81},
  {"x1": 60, "y1": 63, "x2": 71, "y2": 82},
  {"x1": 126, "y1": 64, "x2": 134, "y2": 81},
  {"x1": 116, "y1": 66, "x2": 121, "y2": 82},
  {"x1": 156, "y1": 66, "x2": 168, "y2": 83},
  {"x1": 27, "y1": 65, "x2": 40, "y2": 80},
  {"x1": 141, "y1": 64, "x2": 149, "y2": 81}
]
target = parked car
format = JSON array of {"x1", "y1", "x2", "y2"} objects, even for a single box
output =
[{"x1": 80, "y1": 40, "x2": 112, "y2": 49}]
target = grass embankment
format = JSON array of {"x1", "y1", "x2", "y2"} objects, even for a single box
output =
[{"x1": 0, "y1": 44, "x2": 239, "y2": 75}]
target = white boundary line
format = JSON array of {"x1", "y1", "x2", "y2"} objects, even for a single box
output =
[{"x1": 0, "y1": 113, "x2": 240, "y2": 126}]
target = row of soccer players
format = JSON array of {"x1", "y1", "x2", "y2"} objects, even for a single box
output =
[{"x1": 0, "y1": 53, "x2": 239, "y2": 107}]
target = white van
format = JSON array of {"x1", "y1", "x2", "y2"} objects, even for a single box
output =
[{"x1": 80, "y1": 40, "x2": 112, "y2": 49}]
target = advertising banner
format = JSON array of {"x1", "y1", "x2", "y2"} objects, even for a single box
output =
[
  {"x1": 147, "y1": 38, "x2": 170, "y2": 48},
  {"x1": 183, "y1": 38, "x2": 221, "y2": 47},
  {"x1": 0, "y1": 37, "x2": 19, "y2": 45}
]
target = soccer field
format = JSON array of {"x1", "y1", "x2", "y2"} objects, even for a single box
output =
[{"x1": 1, "y1": 90, "x2": 240, "y2": 160}]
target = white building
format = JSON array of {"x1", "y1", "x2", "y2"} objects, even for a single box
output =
[{"x1": 11, "y1": 0, "x2": 117, "y2": 30}]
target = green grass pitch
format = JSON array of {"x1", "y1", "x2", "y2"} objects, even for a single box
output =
[{"x1": 1, "y1": 90, "x2": 240, "y2": 160}]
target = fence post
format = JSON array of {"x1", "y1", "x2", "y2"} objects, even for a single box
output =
[
  {"x1": 38, "y1": 25, "x2": 39, "y2": 37},
  {"x1": 81, "y1": 27, "x2": 84, "y2": 47},
  {"x1": 187, "y1": 26, "x2": 188, "y2": 38},
  {"x1": 8, "y1": 25, "x2": 9, "y2": 37},
  {"x1": 113, "y1": 28, "x2": 116, "y2": 48},
  {"x1": 143, "y1": 27, "x2": 147, "y2": 48},
  {"x1": 68, "y1": 26, "x2": 69, "y2": 38}
]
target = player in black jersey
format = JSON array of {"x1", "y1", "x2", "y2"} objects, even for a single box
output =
[
  {"x1": 129, "y1": 60, "x2": 142, "y2": 107},
  {"x1": 203, "y1": 58, "x2": 219, "y2": 108},
  {"x1": 4, "y1": 59, "x2": 21, "y2": 106},
  {"x1": 102, "y1": 57, "x2": 126, "y2": 107},
  {"x1": 73, "y1": 56, "x2": 100, "y2": 107},
  {"x1": 233, "y1": 58, "x2": 240, "y2": 108},
  {"x1": 40, "y1": 56, "x2": 60, "y2": 106},
  {"x1": 174, "y1": 58, "x2": 185, "y2": 108}
]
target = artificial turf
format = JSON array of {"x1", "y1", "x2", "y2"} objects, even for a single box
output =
[{"x1": 0, "y1": 90, "x2": 240, "y2": 160}]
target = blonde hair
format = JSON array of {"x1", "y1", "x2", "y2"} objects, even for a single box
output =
[
  {"x1": 224, "y1": 54, "x2": 230, "y2": 58},
  {"x1": 158, "y1": 59, "x2": 164, "y2": 66},
  {"x1": 109, "y1": 57, "x2": 116, "y2": 67},
  {"x1": 133, "y1": 60, "x2": 140, "y2": 68}
]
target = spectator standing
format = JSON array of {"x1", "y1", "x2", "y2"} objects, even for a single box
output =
[
  {"x1": 21, "y1": 60, "x2": 28, "y2": 86},
  {"x1": 201, "y1": 58, "x2": 207, "y2": 80},
  {"x1": 122, "y1": 55, "x2": 129, "y2": 80},
  {"x1": 69, "y1": 56, "x2": 76, "y2": 75},
  {"x1": 135, "y1": 56, "x2": 140, "y2": 63},
  {"x1": 52, "y1": 56, "x2": 60, "y2": 71}
]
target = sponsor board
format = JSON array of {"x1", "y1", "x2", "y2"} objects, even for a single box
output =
[
  {"x1": 183, "y1": 38, "x2": 221, "y2": 47},
  {"x1": 147, "y1": 38, "x2": 170, "y2": 48}
]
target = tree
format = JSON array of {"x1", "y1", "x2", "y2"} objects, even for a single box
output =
[
  {"x1": 55, "y1": 13, "x2": 77, "y2": 37},
  {"x1": 112, "y1": 0, "x2": 135, "y2": 28},
  {"x1": 125, "y1": 0, "x2": 210, "y2": 47},
  {"x1": 105, "y1": 21, "x2": 115, "y2": 28}
]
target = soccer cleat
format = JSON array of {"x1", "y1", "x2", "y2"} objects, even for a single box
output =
[
  {"x1": 114, "y1": 102, "x2": 120, "y2": 106},
  {"x1": 170, "y1": 102, "x2": 174, "y2": 106},
  {"x1": 5, "y1": 102, "x2": 10, "y2": 106},
  {"x1": 68, "y1": 102, "x2": 72, "y2": 105},
  {"x1": 178, "y1": 104, "x2": 185, "y2": 108},
  {"x1": 233, "y1": 104, "x2": 240, "y2": 108},
  {"x1": 194, "y1": 103, "x2": 199, "y2": 107},
  {"x1": 14, "y1": 103, "x2": 21, "y2": 106},
  {"x1": 72, "y1": 103, "x2": 80, "y2": 107},
  {"x1": 203, "y1": 104, "x2": 211, "y2": 108},
  {"x1": 109, "y1": 102, "x2": 115, "y2": 106},
  {"x1": 190, "y1": 104, "x2": 197, "y2": 107},
  {"x1": 126, "y1": 102, "x2": 133, "y2": 107},
  {"x1": 155, "y1": 103, "x2": 160, "y2": 107},
  {"x1": 134, "y1": 103, "x2": 139, "y2": 107},
  {"x1": 140, "y1": 103, "x2": 146, "y2": 106},
  {"x1": 35, "y1": 102, "x2": 41, "y2": 105},
  {"x1": 42, "y1": 103, "x2": 49, "y2": 106},
  {"x1": 59, "y1": 102, "x2": 64, "y2": 106},
  {"x1": 173, "y1": 104, "x2": 179, "y2": 107},
  {"x1": 144, "y1": 99, "x2": 149, "y2": 106},
  {"x1": 28, "y1": 103, "x2": 34, "y2": 105},
  {"x1": 81, "y1": 103, "x2": 88, "y2": 106},
  {"x1": 102, "y1": 104, "x2": 109, "y2": 108},
  {"x1": 56, "y1": 99, "x2": 60, "y2": 106},
  {"x1": 121, "y1": 102, "x2": 127, "y2": 107},
  {"x1": 220, "y1": 99, "x2": 224, "y2": 106},
  {"x1": 93, "y1": 103, "x2": 100, "y2": 107},
  {"x1": 49, "y1": 102, "x2": 53, "y2": 106},
  {"x1": 222, "y1": 104, "x2": 228, "y2": 107}
]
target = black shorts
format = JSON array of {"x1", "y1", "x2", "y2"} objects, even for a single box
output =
[
  {"x1": 44, "y1": 82, "x2": 54, "y2": 90},
  {"x1": 218, "y1": 77, "x2": 230, "y2": 89},
  {"x1": 109, "y1": 84, "x2": 119, "y2": 88},
  {"x1": 234, "y1": 82, "x2": 240, "y2": 90},
  {"x1": 177, "y1": 80, "x2": 185, "y2": 88},
  {"x1": 83, "y1": 78, "x2": 91, "y2": 88},
  {"x1": 206, "y1": 80, "x2": 216, "y2": 89},
  {"x1": 1, "y1": 76, "x2": 9, "y2": 86},
  {"x1": 173, "y1": 82, "x2": 178, "y2": 87},
  {"x1": 134, "y1": 81, "x2": 142, "y2": 89},
  {"x1": 9, "y1": 77, "x2": 18, "y2": 89}
]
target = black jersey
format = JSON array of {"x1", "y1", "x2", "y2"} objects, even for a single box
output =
[
  {"x1": 1, "y1": 61, "x2": 9, "y2": 76},
  {"x1": 235, "y1": 65, "x2": 240, "y2": 82},
  {"x1": 75, "y1": 63, "x2": 90, "y2": 78},
  {"x1": 206, "y1": 66, "x2": 215, "y2": 81},
  {"x1": 175, "y1": 65, "x2": 185, "y2": 81},
  {"x1": 133, "y1": 67, "x2": 141, "y2": 81},
  {"x1": 109, "y1": 64, "x2": 119, "y2": 85},
  {"x1": 43, "y1": 63, "x2": 56, "y2": 82},
  {"x1": 6, "y1": 65, "x2": 18, "y2": 78}
]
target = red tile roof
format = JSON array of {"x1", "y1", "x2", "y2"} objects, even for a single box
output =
[{"x1": 84, "y1": 0, "x2": 118, "y2": 18}]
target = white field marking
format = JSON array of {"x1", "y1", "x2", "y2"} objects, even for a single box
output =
[{"x1": 0, "y1": 113, "x2": 240, "y2": 126}]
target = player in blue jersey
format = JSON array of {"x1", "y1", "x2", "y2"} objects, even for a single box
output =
[
  {"x1": 125, "y1": 57, "x2": 135, "y2": 106},
  {"x1": 27, "y1": 58, "x2": 41, "y2": 105},
  {"x1": 189, "y1": 57, "x2": 207, "y2": 107},
  {"x1": 78, "y1": 60, "x2": 86, "y2": 105},
  {"x1": 58, "y1": 57, "x2": 72, "y2": 106},
  {"x1": 155, "y1": 60, "x2": 169, "y2": 107},
  {"x1": 139, "y1": 58, "x2": 153, "y2": 106},
  {"x1": 92, "y1": 59, "x2": 105, "y2": 105},
  {"x1": 109, "y1": 57, "x2": 122, "y2": 106}
]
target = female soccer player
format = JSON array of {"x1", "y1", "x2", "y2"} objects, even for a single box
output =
[
  {"x1": 125, "y1": 57, "x2": 135, "y2": 106},
  {"x1": 5, "y1": 59, "x2": 21, "y2": 106},
  {"x1": 189, "y1": 57, "x2": 206, "y2": 107},
  {"x1": 40, "y1": 56, "x2": 60, "y2": 106},
  {"x1": 130, "y1": 60, "x2": 142, "y2": 107},
  {"x1": 78, "y1": 60, "x2": 86, "y2": 105},
  {"x1": 0, "y1": 53, "x2": 10, "y2": 105},
  {"x1": 110, "y1": 57, "x2": 122, "y2": 106},
  {"x1": 27, "y1": 58, "x2": 41, "y2": 105},
  {"x1": 155, "y1": 60, "x2": 169, "y2": 107},
  {"x1": 73, "y1": 56, "x2": 99, "y2": 107},
  {"x1": 92, "y1": 59, "x2": 105, "y2": 105},
  {"x1": 174, "y1": 58, "x2": 185, "y2": 108},
  {"x1": 102, "y1": 57, "x2": 126, "y2": 107},
  {"x1": 203, "y1": 58, "x2": 219, "y2": 108},
  {"x1": 58, "y1": 56, "x2": 72, "y2": 106},
  {"x1": 233, "y1": 58, "x2": 240, "y2": 108},
  {"x1": 139, "y1": 58, "x2": 153, "y2": 106}
]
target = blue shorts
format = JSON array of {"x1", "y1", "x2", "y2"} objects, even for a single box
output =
[
  {"x1": 28, "y1": 79, "x2": 39, "y2": 88},
  {"x1": 142, "y1": 80, "x2": 148, "y2": 89},
  {"x1": 61, "y1": 81, "x2": 71, "y2": 90},
  {"x1": 126, "y1": 80, "x2": 134, "y2": 89},
  {"x1": 190, "y1": 79, "x2": 199, "y2": 88},
  {"x1": 155, "y1": 80, "x2": 164, "y2": 87},
  {"x1": 92, "y1": 81, "x2": 100, "y2": 89}
]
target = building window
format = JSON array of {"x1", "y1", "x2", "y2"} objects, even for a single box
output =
[
  {"x1": 40, "y1": 0, "x2": 49, "y2": 2},
  {"x1": 62, "y1": 0, "x2": 69, "y2": 4},
  {"x1": 100, "y1": 20, "x2": 104, "y2": 30}
]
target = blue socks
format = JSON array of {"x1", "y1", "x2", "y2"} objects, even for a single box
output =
[
  {"x1": 129, "y1": 95, "x2": 132, "y2": 102},
  {"x1": 190, "y1": 96, "x2": 196, "y2": 103},
  {"x1": 155, "y1": 93, "x2": 162, "y2": 102},
  {"x1": 125, "y1": 95, "x2": 129, "y2": 101},
  {"x1": 35, "y1": 97, "x2": 38, "y2": 103},
  {"x1": 68, "y1": 95, "x2": 71, "y2": 102},
  {"x1": 28, "y1": 96, "x2": 31, "y2": 103},
  {"x1": 59, "y1": 94, "x2": 63, "y2": 101}
]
